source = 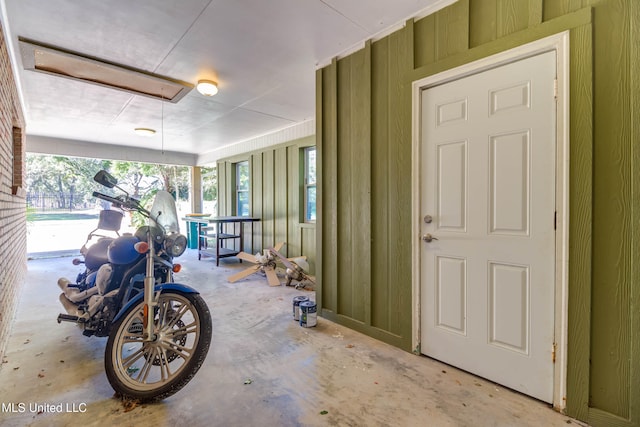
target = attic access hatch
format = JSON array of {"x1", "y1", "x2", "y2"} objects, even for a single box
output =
[{"x1": 18, "y1": 37, "x2": 193, "y2": 103}]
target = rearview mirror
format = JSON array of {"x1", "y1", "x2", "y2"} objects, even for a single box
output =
[{"x1": 94, "y1": 170, "x2": 118, "y2": 188}]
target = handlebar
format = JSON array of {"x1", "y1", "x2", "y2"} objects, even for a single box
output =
[
  {"x1": 93, "y1": 191, "x2": 123, "y2": 205},
  {"x1": 93, "y1": 191, "x2": 141, "y2": 211}
]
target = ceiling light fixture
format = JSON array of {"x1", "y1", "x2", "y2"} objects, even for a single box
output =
[
  {"x1": 134, "y1": 127, "x2": 156, "y2": 136},
  {"x1": 19, "y1": 37, "x2": 193, "y2": 103},
  {"x1": 196, "y1": 80, "x2": 218, "y2": 96}
]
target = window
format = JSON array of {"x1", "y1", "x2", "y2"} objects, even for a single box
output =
[
  {"x1": 303, "y1": 147, "x2": 316, "y2": 222},
  {"x1": 11, "y1": 126, "x2": 24, "y2": 195},
  {"x1": 235, "y1": 161, "x2": 249, "y2": 216},
  {"x1": 201, "y1": 166, "x2": 217, "y2": 215}
]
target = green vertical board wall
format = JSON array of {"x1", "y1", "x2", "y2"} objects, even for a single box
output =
[
  {"x1": 216, "y1": 136, "x2": 316, "y2": 274},
  {"x1": 590, "y1": 0, "x2": 630, "y2": 420},
  {"x1": 317, "y1": 0, "x2": 640, "y2": 425},
  {"x1": 566, "y1": 21, "x2": 593, "y2": 423},
  {"x1": 370, "y1": 29, "x2": 412, "y2": 336},
  {"x1": 318, "y1": 32, "x2": 413, "y2": 347}
]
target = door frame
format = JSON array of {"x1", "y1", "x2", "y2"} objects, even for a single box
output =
[{"x1": 410, "y1": 31, "x2": 569, "y2": 410}]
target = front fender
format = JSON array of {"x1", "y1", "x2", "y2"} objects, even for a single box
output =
[{"x1": 113, "y1": 283, "x2": 200, "y2": 323}]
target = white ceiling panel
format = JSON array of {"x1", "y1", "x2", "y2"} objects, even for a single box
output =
[{"x1": 0, "y1": 0, "x2": 457, "y2": 163}]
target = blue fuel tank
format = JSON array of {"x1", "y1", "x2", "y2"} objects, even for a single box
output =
[{"x1": 107, "y1": 235, "x2": 142, "y2": 265}]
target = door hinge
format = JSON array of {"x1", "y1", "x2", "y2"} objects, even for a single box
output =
[
  {"x1": 554, "y1": 211, "x2": 557, "y2": 230},
  {"x1": 554, "y1": 79, "x2": 558, "y2": 99},
  {"x1": 552, "y1": 342, "x2": 557, "y2": 363}
]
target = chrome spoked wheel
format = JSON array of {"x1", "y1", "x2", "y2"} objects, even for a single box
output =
[{"x1": 105, "y1": 291, "x2": 212, "y2": 402}]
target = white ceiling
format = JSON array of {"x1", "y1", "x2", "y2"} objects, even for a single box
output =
[{"x1": 0, "y1": 0, "x2": 455, "y2": 165}]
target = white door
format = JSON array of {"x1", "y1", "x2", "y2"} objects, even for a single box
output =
[{"x1": 420, "y1": 51, "x2": 556, "y2": 403}]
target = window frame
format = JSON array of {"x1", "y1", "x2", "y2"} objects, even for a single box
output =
[
  {"x1": 303, "y1": 146, "x2": 316, "y2": 223},
  {"x1": 11, "y1": 126, "x2": 24, "y2": 196},
  {"x1": 234, "y1": 160, "x2": 250, "y2": 217}
]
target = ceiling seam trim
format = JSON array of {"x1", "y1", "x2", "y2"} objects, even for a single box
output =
[
  {"x1": 318, "y1": 0, "x2": 369, "y2": 33},
  {"x1": 151, "y1": 0, "x2": 215, "y2": 74}
]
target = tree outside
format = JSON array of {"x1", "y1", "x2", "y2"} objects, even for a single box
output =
[{"x1": 26, "y1": 155, "x2": 111, "y2": 212}]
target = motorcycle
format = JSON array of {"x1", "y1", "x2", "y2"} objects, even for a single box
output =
[{"x1": 56, "y1": 170, "x2": 212, "y2": 402}]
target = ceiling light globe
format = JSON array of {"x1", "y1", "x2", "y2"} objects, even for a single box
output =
[{"x1": 197, "y1": 80, "x2": 218, "y2": 96}]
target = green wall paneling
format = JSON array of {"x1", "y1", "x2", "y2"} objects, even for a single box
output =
[
  {"x1": 370, "y1": 35, "x2": 390, "y2": 332},
  {"x1": 590, "y1": 0, "x2": 632, "y2": 418},
  {"x1": 261, "y1": 150, "x2": 275, "y2": 250},
  {"x1": 273, "y1": 147, "x2": 288, "y2": 248},
  {"x1": 543, "y1": 0, "x2": 598, "y2": 21},
  {"x1": 300, "y1": 225, "x2": 316, "y2": 275},
  {"x1": 335, "y1": 53, "x2": 354, "y2": 319},
  {"x1": 468, "y1": 0, "x2": 542, "y2": 48},
  {"x1": 414, "y1": 0, "x2": 469, "y2": 68},
  {"x1": 565, "y1": 22, "x2": 593, "y2": 423},
  {"x1": 631, "y1": 1, "x2": 640, "y2": 425},
  {"x1": 315, "y1": 69, "x2": 323, "y2": 308},
  {"x1": 319, "y1": 60, "x2": 339, "y2": 315},
  {"x1": 318, "y1": 20, "x2": 414, "y2": 348},
  {"x1": 384, "y1": 25, "x2": 414, "y2": 342},
  {"x1": 217, "y1": 136, "x2": 316, "y2": 272},
  {"x1": 335, "y1": 44, "x2": 372, "y2": 322}
]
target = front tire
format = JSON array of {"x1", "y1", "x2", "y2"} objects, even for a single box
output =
[{"x1": 105, "y1": 291, "x2": 212, "y2": 402}]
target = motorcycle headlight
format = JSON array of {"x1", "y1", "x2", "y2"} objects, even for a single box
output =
[
  {"x1": 164, "y1": 233, "x2": 187, "y2": 257},
  {"x1": 135, "y1": 226, "x2": 164, "y2": 245}
]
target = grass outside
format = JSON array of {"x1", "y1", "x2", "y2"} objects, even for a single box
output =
[{"x1": 28, "y1": 211, "x2": 99, "y2": 221}]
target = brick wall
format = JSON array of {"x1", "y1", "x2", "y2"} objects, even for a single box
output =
[{"x1": 0, "y1": 22, "x2": 26, "y2": 362}]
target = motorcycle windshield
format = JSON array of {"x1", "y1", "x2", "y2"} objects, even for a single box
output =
[{"x1": 149, "y1": 191, "x2": 180, "y2": 234}]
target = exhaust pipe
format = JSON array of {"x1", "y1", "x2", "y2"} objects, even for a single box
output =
[{"x1": 57, "y1": 293, "x2": 89, "y2": 323}]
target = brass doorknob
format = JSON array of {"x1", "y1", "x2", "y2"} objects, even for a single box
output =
[{"x1": 422, "y1": 233, "x2": 439, "y2": 243}]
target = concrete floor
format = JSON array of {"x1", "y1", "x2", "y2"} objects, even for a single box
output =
[{"x1": 0, "y1": 249, "x2": 584, "y2": 427}]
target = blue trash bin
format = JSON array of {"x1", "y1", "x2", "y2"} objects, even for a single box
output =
[{"x1": 186, "y1": 219, "x2": 200, "y2": 249}]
